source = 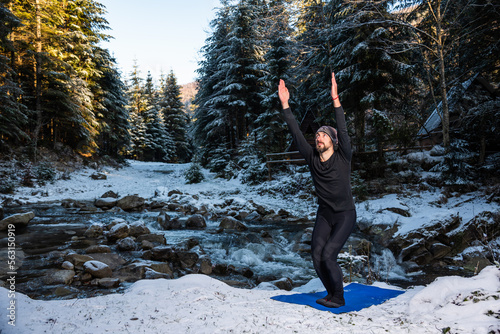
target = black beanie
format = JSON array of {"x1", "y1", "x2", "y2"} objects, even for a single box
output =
[{"x1": 316, "y1": 126, "x2": 338, "y2": 145}]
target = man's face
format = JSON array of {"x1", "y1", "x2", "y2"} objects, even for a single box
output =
[{"x1": 315, "y1": 131, "x2": 332, "y2": 153}]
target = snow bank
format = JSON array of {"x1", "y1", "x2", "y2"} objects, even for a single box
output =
[{"x1": 2, "y1": 267, "x2": 499, "y2": 333}]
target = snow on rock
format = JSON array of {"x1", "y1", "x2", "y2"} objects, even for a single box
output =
[{"x1": 408, "y1": 266, "x2": 500, "y2": 333}]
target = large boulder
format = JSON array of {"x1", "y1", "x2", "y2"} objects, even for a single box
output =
[
  {"x1": 117, "y1": 237, "x2": 136, "y2": 251},
  {"x1": 94, "y1": 197, "x2": 118, "y2": 209},
  {"x1": 219, "y1": 216, "x2": 248, "y2": 232},
  {"x1": 185, "y1": 214, "x2": 207, "y2": 230},
  {"x1": 43, "y1": 269, "x2": 75, "y2": 285},
  {"x1": 149, "y1": 246, "x2": 177, "y2": 262},
  {"x1": 106, "y1": 222, "x2": 130, "y2": 241},
  {"x1": 0, "y1": 212, "x2": 35, "y2": 231},
  {"x1": 84, "y1": 224, "x2": 104, "y2": 238},
  {"x1": 129, "y1": 221, "x2": 150, "y2": 237},
  {"x1": 86, "y1": 253, "x2": 126, "y2": 270},
  {"x1": 65, "y1": 254, "x2": 94, "y2": 270},
  {"x1": 177, "y1": 251, "x2": 199, "y2": 269},
  {"x1": 116, "y1": 195, "x2": 145, "y2": 211},
  {"x1": 83, "y1": 260, "x2": 112, "y2": 278}
]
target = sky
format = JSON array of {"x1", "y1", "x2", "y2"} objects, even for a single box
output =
[{"x1": 98, "y1": 0, "x2": 222, "y2": 85}]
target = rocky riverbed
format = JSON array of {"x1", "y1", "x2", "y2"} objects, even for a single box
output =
[{"x1": 1, "y1": 187, "x2": 497, "y2": 301}]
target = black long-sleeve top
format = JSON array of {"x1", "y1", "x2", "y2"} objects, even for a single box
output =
[{"x1": 282, "y1": 106, "x2": 355, "y2": 213}]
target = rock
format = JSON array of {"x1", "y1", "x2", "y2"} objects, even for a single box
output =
[
  {"x1": 430, "y1": 242, "x2": 452, "y2": 259},
  {"x1": 150, "y1": 246, "x2": 177, "y2": 262},
  {"x1": 136, "y1": 233, "x2": 166, "y2": 245},
  {"x1": 219, "y1": 217, "x2": 248, "y2": 232},
  {"x1": 115, "y1": 263, "x2": 148, "y2": 282},
  {"x1": 83, "y1": 260, "x2": 112, "y2": 278},
  {"x1": 117, "y1": 237, "x2": 136, "y2": 251},
  {"x1": 116, "y1": 195, "x2": 145, "y2": 211},
  {"x1": 65, "y1": 254, "x2": 94, "y2": 269},
  {"x1": 84, "y1": 224, "x2": 104, "y2": 238},
  {"x1": 0, "y1": 211, "x2": 35, "y2": 231},
  {"x1": 243, "y1": 211, "x2": 261, "y2": 222},
  {"x1": 149, "y1": 263, "x2": 174, "y2": 277},
  {"x1": 144, "y1": 268, "x2": 171, "y2": 279},
  {"x1": 185, "y1": 214, "x2": 207, "y2": 230},
  {"x1": 177, "y1": 251, "x2": 199, "y2": 268},
  {"x1": 0, "y1": 205, "x2": 3, "y2": 220},
  {"x1": 158, "y1": 213, "x2": 182, "y2": 230},
  {"x1": 86, "y1": 253, "x2": 126, "y2": 270},
  {"x1": 90, "y1": 172, "x2": 107, "y2": 180},
  {"x1": 97, "y1": 278, "x2": 120, "y2": 288},
  {"x1": 106, "y1": 222, "x2": 130, "y2": 241},
  {"x1": 384, "y1": 207, "x2": 411, "y2": 217},
  {"x1": 198, "y1": 257, "x2": 212, "y2": 275},
  {"x1": 241, "y1": 267, "x2": 254, "y2": 278},
  {"x1": 54, "y1": 286, "x2": 76, "y2": 297},
  {"x1": 61, "y1": 261, "x2": 74, "y2": 270},
  {"x1": 43, "y1": 269, "x2": 75, "y2": 285},
  {"x1": 95, "y1": 197, "x2": 118, "y2": 209},
  {"x1": 168, "y1": 189, "x2": 183, "y2": 196},
  {"x1": 129, "y1": 221, "x2": 150, "y2": 237},
  {"x1": 141, "y1": 240, "x2": 155, "y2": 250},
  {"x1": 85, "y1": 245, "x2": 111, "y2": 254},
  {"x1": 212, "y1": 264, "x2": 234, "y2": 276},
  {"x1": 235, "y1": 211, "x2": 250, "y2": 220},
  {"x1": 271, "y1": 277, "x2": 293, "y2": 291},
  {"x1": 167, "y1": 203, "x2": 182, "y2": 212},
  {"x1": 102, "y1": 190, "x2": 119, "y2": 198}
]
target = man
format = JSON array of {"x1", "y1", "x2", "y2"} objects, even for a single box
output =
[{"x1": 278, "y1": 72, "x2": 356, "y2": 308}]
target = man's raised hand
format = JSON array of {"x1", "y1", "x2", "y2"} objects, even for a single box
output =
[
  {"x1": 331, "y1": 72, "x2": 341, "y2": 107},
  {"x1": 278, "y1": 79, "x2": 290, "y2": 109}
]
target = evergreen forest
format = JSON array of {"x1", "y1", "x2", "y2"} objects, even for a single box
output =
[{"x1": 0, "y1": 0, "x2": 499, "y2": 187}]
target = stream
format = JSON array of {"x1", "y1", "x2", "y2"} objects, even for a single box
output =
[{"x1": 0, "y1": 202, "x2": 472, "y2": 301}]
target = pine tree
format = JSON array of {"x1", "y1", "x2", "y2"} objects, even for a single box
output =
[
  {"x1": 93, "y1": 48, "x2": 130, "y2": 159},
  {"x1": 143, "y1": 71, "x2": 175, "y2": 161},
  {"x1": 0, "y1": 1, "x2": 27, "y2": 146},
  {"x1": 296, "y1": 0, "x2": 419, "y2": 159},
  {"x1": 126, "y1": 63, "x2": 149, "y2": 160},
  {"x1": 252, "y1": 0, "x2": 293, "y2": 157},
  {"x1": 158, "y1": 70, "x2": 190, "y2": 162},
  {"x1": 192, "y1": 1, "x2": 233, "y2": 168}
]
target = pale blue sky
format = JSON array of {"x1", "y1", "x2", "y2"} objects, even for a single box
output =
[{"x1": 99, "y1": 0, "x2": 221, "y2": 85}]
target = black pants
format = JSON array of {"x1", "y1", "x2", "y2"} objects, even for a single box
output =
[{"x1": 311, "y1": 206, "x2": 356, "y2": 301}]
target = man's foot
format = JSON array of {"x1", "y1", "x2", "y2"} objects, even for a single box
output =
[
  {"x1": 316, "y1": 294, "x2": 332, "y2": 306},
  {"x1": 321, "y1": 299, "x2": 345, "y2": 308}
]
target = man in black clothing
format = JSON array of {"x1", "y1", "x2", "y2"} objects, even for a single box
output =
[{"x1": 278, "y1": 72, "x2": 356, "y2": 308}]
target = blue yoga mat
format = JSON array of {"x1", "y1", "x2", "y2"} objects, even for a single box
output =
[{"x1": 271, "y1": 283, "x2": 405, "y2": 314}]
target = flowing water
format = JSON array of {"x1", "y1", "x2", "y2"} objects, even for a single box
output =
[{"x1": 0, "y1": 202, "x2": 471, "y2": 300}]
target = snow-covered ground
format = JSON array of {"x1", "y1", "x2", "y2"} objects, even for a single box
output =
[{"x1": 1, "y1": 161, "x2": 499, "y2": 333}]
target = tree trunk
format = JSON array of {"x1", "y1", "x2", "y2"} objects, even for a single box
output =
[
  {"x1": 32, "y1": 0, "x2": 43, "y2": 162},
  {"x1": 434, "y1": 0, "x2": 450, "y2": 148}
]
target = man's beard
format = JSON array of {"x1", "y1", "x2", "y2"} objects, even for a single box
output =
[{"x1": 316, "y1": 143, "x2": 329, "y2": 153}]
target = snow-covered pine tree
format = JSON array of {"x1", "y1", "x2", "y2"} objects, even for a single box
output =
[
  {"x1": 192, "y1": 1, "x2": 233, "y2": 169},
  {"x1": 158, "y1": 70, "x2": 190, "y2": 162},
  {"x1": 125, "y1": 63, "x2": 149, "y2": 160},
  {"x1": 252, "y1": 0, "x2": 293, "y2": 158},
  {"x1": 296, "y1": 0, "x2": 419, "y2": 159},
  {"x1": 93, "y1": 48, "x2": 130, "y2": 159},
  {"x1": 219, "y1": 0, "x2": 265, "y2": 150},
  {"x1": 143, "y1": 71, "x2": 175, "y2": 161}
]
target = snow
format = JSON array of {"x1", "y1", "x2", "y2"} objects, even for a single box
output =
[
  {"x1": 1, "y1": 269, "x2": 499, "y2": 334},
  {"x1": 2, "y1": 160, "x2": 500, "y2": 333}
]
